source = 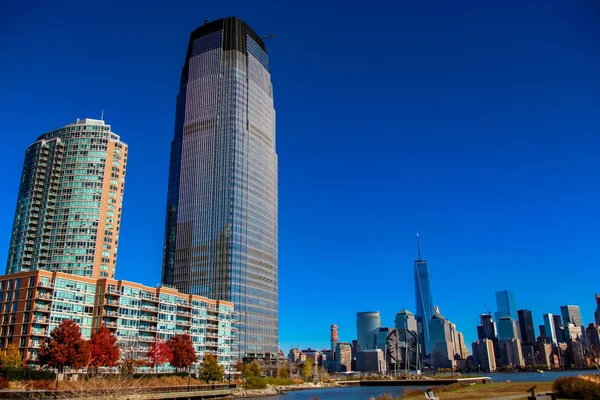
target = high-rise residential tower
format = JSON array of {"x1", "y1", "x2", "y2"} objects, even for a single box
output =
[
  {"x1": 161, "y1": 17, "x2": 278, "y2": 356},
  {"x1": 414, "y1": 234, "x2": 434, "y2": 356},
  {"x1": 6, "y1": 119, "x2": 127, "y2": 278}
]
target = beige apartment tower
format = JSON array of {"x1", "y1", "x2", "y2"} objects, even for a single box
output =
[{"x1": 6, "y1": 119, "x2": 127, "y2": 278}]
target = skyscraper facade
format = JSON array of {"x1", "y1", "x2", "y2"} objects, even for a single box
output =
[
  {"x1": 543, "y1": 313, "x2": 557, "y2": 346},
  {"x1": 560, "y1": 305, "x2": 583, "y2": 327},
  {"x1": 414, "y1": 235, "x2": 434, "y2": 356},
  {"x1": 6, "y1": 119, "x2": 127, "y2": 279},
  {"x1": 595, "y1": 295, "x2": 600, "y2": 326},
  {"x1": 161, "y1": 17, "x2": 278, "y2": 356},
  {"x1": 495, "y1": 290, "x2": 517, "y2": 321},
  {"x1": 356, "y1": 311, "x2": 381, "y2": 350},
  {"x1": 517, "y1": 309, "x2": 536, "y2": 345}
]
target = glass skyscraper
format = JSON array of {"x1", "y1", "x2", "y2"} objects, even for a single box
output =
[
  {"x1": 161, "y1": 17, "x2": 278, "y2": 356},
  {"x1": 495, "y1": 290, "x2": 517, "y2": 321},
  {"x1": 6, "y1": 119, "x2": 127, "y2": 279},
  {"x1": 414, "y1": 235, "x2": 434, "y2": 357}
]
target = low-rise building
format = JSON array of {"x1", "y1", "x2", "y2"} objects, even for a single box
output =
[
  {"x1": 0, "y1": 270, "x2": 236, "y2": 369},
  {"x1": 356, "y1": 349, "x2": 386, "y2": 373}
]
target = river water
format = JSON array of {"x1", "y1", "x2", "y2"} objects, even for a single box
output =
[{"x1": 258, "y1": 370, "x2": 597, "y2": 400}]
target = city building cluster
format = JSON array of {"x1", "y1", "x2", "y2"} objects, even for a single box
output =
[
  {"x1": 1, "y1": 17, "x2": 279, "y2": 371},
  {"x1": 286, "y1": 239, "x2": 600, "y2": 375}
]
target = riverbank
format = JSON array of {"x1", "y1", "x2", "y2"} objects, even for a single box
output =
[
  {"x1": 403, "y1": 381, "x2": 554, "y2": 399},
  {"x1": 228, "y1": 381, "x2": 340, "y2": 398}
]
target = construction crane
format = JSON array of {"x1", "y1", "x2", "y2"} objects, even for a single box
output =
[{"x1": 261, "y1": 34, "x2": 276, "y2": 40}]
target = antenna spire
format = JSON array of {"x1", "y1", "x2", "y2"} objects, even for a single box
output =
[
  {"x1": 416, "y1": 233, "x2": 421, "y2": 260},
  {"x1": 101, "y1": 110, "x2": 104, "y2": 121}
]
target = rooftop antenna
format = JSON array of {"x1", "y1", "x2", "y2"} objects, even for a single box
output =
[
  {"x1": 416, "y1": 233, "x2": 422, "y2": 260},
  {"x1": 204, "y1": 17, "x2": 210, "y2": 25},
  {"x1": 261, "y1": 34, "x2": 276, "y2": 40},
  {"x1": 101, "y1": 110, "x2": 104, "y2": 121}
]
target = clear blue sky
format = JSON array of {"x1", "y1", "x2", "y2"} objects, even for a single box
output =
[{"x1": 1, "y1": 1, "x2": 599, "y2": 351}]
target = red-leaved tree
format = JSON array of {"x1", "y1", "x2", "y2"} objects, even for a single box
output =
[
  {"x1": 148, "y1": 339, "x2": 173, "y2": 374},
  {"x1": 88, "y1": 326, "x2": 120, "y2": 368},
  {"x1": 166, "y1": 334, "x2": 198, "y2": 370},
  {"x1": 38, "y1": 320, "x2": 89, "y2": 373}
]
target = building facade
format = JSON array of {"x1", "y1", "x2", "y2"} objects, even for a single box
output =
[
  {"x1": 543, "y1": 313, "x2": 557, "y2": 346},
  {"x1": 495, "y1": 290, "x2": 517, "y2": 321},
  {"x1": 6, "y1": 119, "x2": 127, "y2": 279},
  {"x1": 595, "y1": 295, "x2": 600, "y2": 326},
  {"x1": 335, "y1": 342, "x2": 352, "y2": 372},
  {"x1": 429, "y1": 307, "x2": 455, "y2": 370},
  {"x1": 356, "y1": 311, "x2": 381, "y2": 350},
  {"x1": 517, "y1": 309, "x2": 536, "y2": 345},
  {"x1": 497, "y1": 316, "x2": 519, "y2": 341},
  {"x1": 472, "y1": 339, "x2": 496, "y2": 372},
  {"x1": 414, "y1": 236, "x2": 434, "y2": 357},
  {"x1": 560, "y1": 305, "x2": 583, "y2": 327},
  {"x1": 0, "y1": 270, "x2": 235, "y2": 369},
  {"x1": 161, "y1": 17, "x2": 278, "y2": 357}
]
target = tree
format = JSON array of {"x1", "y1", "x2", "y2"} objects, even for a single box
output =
[
  {"x1": 88, "y1": 327, "x2": 120, "y2": 368},
  {"x1": 302, "y1": 357, "x2": 314, "y2": 381},
  {"x1": 243, "y1": 361, "x2": 261, "y2": 378},
  {"x1": 198, "y1": 353, "x2": 224, "y2": 382},
  {"x1": 0, "y1": 344, "x2": 22, "y2": 369},
  {"x1": 278, "y1": 364, "x2": 290, "y2": 379},
  {"x1": 166, "y1": 334, "x2": 197, "y2": 370},
  {"x1": 148, "y1": 340, "x2": 172, "y2": 374},
  {"x1": 119, "y1": 338, "x2": 145, "y2": 377},
  {"x1": 38, "y1": 320, "x2": 89, "y2": 372}
]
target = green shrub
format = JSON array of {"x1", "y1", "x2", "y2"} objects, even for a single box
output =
[{"x1": 245, "y1": 376, "x2": 267, "y2": 389}]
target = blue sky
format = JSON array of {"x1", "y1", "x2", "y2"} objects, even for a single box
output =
[{"x1": 1, "y1": 0, "x2": 599, "y2": 351}]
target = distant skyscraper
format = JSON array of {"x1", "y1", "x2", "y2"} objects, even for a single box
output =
[
  {"x1": 539, "y1": 324, "x2": 547, "y2": 337},
  {"x1": 543, "y1": 313, "x2": 557, "y2": 346},
  {"x1": 560, "y1": 305, "x2": 583, "y2": 327},
  {"x1": 472, "y1": 338, "x2": 496, "y2": 372},
  {"x1": 495, "y1": 290, "x2": 517, "y2": 321},
  {"x1": 594, "y1": 294, "x2": 600, "y2": 326},
  {"x1": 429, "y1": 306, "x2": 455, "y2": 370},
  {"x1": 517, "y1": 309, "x2": 536, "y2": 345},
  {"x1": 414, "y1": 234, "x2": 434, "y2": 356},
  {"x1": 552, "y1": 314, "x2": 565, "y2": 343},
  {"x1": 586, "y1": 323, "x2": 600, "y2": 350},
  {"x1": 356, "y1": 312, "x2": 381, "y2": 350},
  {"x1": 477, "y1": 314, "x2": 497, "y2": 341},
  {"x1": 161, "y1": 17, "x2": 278, "y2": 356},
  {"x1": 6, "y1": 119, "x2": 127, "y2": 278},
  {"x1": 497, "y1": 316, "x2": 518, "y2": 341},
  {"x1": 330, "y1": 324, "x2": 339, "y2": 354}
]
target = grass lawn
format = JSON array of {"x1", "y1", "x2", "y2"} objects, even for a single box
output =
[{"x1": 403, "y1": 381, "x2": 554, "y2": 399}]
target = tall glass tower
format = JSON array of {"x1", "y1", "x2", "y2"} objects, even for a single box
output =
[
  {"x1": 414, "y1": 234, "x2": 434, "y2": 357},
  {"x1": 162, "y1": 17, "x2": 278, "y2": 357},
  {"x1": 495, "y1": 290, "x2": 517, "y2": 321},
  {"x1": 6, "y1": 119, "x2": 127, "y2": 278}
]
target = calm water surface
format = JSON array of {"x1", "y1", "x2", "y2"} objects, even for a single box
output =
[{"x1": 258, "y1": 370, "x2": 598, "y2": 400}]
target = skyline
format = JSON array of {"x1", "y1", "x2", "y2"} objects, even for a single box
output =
[{"x1": 1, "y1": 1, "x2": 599, "y2": 352}]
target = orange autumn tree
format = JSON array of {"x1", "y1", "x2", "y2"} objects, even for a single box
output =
[
  {"x1": 166, "y1": 334, "x2": 197, "y2": 371},
  {"x1": 39, "y1": 320, "x2": 89, "y2": 373},
  {"x1": 88, "y1": 326, "x2": 120, "y2": 368}
]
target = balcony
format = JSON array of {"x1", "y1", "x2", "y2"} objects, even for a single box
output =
[
  {"x1": 36, "y1": 293, "x2": 52, "y2": 301},
  {"x1": 206, "y1": 324, "x2": 219, "y2": 331},
  {"x1": 103, "y1": 322, "x2": 117, "y2": 328},
  {"x1": 176, "y1": 311, "x2": 191, "y2": 317},
  {"x1": 33, "y1": 317, "x2": 49, "y2": 324},
  {"x1": 140, "y1": 315, "x2": 157, "y2": 322},
  {"x1": 106, "y1": 287, "x2": 121, "y2": 295},
  {"x1": 141, "y1": 296, "x2": 158, "y2": 303},
  {"x1": 176, "y1": 319, "x2": 191, "y2": 326},
  {"x1": 31, "y1": 330, "x2": 48, "y2": 336},
  {"x1": 139, "y1": 326, "x2": 157, "y2": 332},
  {"x1": 104, "y1": 311, "x2": 119, "y2": 318},
  {"x1": 37, "y1": 282, "x2": 54, "y2": 289},
  {"x1": 104, "y1": 300, "x2": 119, "y2": 307},
  {"x1": 141, "y1": 305, "x2": 157, "y2": 313},
  {"x1": 138, "y1": 336, "x2": 154, "y2": 342}
]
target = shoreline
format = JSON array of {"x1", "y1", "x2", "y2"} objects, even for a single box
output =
[{"x1": 228, "y1": 382, "x2": 340, "y2": 398}]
